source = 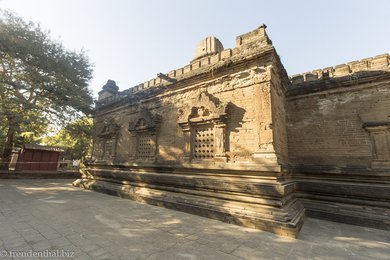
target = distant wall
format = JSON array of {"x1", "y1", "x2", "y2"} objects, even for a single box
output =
[{"x1": 287, "y1": 54, "x2": 390, "y2": 169}]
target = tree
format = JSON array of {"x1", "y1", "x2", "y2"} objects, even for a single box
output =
[
  {"x1": 43, "y1": 117, "x2": 93, "y2": 160},
  {"x1": 0, "y1": 10, "x2": 93, "y2": 164}
]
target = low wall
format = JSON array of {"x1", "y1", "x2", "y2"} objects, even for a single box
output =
[{"x1": 0, "y1": 170, "x2": 80, "y2": 179}]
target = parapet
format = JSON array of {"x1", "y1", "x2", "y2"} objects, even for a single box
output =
[
  {"x1": 290, "y1": 53, "x2": 390, "y2": 85},
  {"x1": 96, "y1": 23, "x2": 275, "y2": 106}
]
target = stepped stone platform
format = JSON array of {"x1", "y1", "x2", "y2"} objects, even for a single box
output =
[{"x1": 74, "y1": 165, "x2": 305, "y2": 237}]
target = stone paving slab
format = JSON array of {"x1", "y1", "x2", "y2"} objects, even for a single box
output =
[{"x1": 0, "y1": 179, "x2": 389, "y2": 259}]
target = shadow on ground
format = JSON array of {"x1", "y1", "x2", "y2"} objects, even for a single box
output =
[{"x1": 0, "y1": 179, "x2": 389, "y2": 259}]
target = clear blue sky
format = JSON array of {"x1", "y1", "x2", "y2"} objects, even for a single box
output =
[{"x1": 2, "y1": 0, "x2": 390, "y2": 98}]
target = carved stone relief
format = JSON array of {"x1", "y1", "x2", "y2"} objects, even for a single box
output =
[
  {"x1": 361, "y1": 103, "x2": 390, "y2": 168},
  {"x1": 97, "y1": 118, "x2": 120, "y2": 160},
  {"x1": 363, "y1": 122, "x2": 390, "y2": 168},
  {"x1": 128, "y1": 107, "x2": 161, "y2": 162},
  {"x1": 178, "y1": 92, "x2": 228, "y2": 162}
]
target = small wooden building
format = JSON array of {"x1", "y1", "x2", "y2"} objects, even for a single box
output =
[{"x1": 15, "y1": 144, "x2": 64, "y2": 171}]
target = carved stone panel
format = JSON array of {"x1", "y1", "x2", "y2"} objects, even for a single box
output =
[
  {"x1": 137, "y1": 133, "x2": 155, "y2": 159},
  {"x1": 361, "y1": 102, "x2": 390, "y2": 168},
  {"x1": 97, "y1": 118, "x2": 120, "y2": 161},
  {"x1": 193, "y1": 124, "x2": 215, "y2": 160},
  {"x1": 178, "y1": 92, "x2": 228, "y2": 163},
  {"x1": 363, "y1": 123, "x2": 390, "y2": 168},
  {"x1": 103, "y1": 139, "x2": 114, "y2": 158},
  {"x1": 128, "y1": 107, "x2": 161, "y2": 162}
]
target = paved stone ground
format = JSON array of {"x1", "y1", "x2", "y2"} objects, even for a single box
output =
[{"x1": 0, "y1": 179, "x2": 389, "y2": 260}]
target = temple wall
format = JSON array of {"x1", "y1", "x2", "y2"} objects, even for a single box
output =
[
  {"x1": 81, "y1": 25, "x2": 390, "y2": 237},
  {"x1": 91, "y1": 25, "x2": 290, "y2": 170},
  {"x1": 93, "y1": 56, "x2": 284, "y2": 168}
]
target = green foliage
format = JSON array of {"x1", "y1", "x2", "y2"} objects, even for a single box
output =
[
  {"x1": 43, "y1": 117, "x2": 93, "y2": 160},
  {"x1": 0, "y1": 10, "x2": 94, "y2": 161}
]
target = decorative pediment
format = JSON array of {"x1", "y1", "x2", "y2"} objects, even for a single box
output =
[
  {"x1": 128, "y1": 107, "x2": 162, "y2": 134},
  {"x1": 178, "y1": 92, "x2": 228, "y2": 124},
  {"x1": 178, "y1": 91, "x2": 229, "y2": 163},
  {"x1": 98, "y1": 118, "x2": 120, "y2": 138}
]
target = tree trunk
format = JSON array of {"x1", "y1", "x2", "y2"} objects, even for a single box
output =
[{"x1": 1, "y1": 117, "x2": 15, "y2": 169}]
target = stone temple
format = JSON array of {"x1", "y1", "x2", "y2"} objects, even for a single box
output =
[{"x1": 74, "y1": 24, "x2": 390, "y2": 237}]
